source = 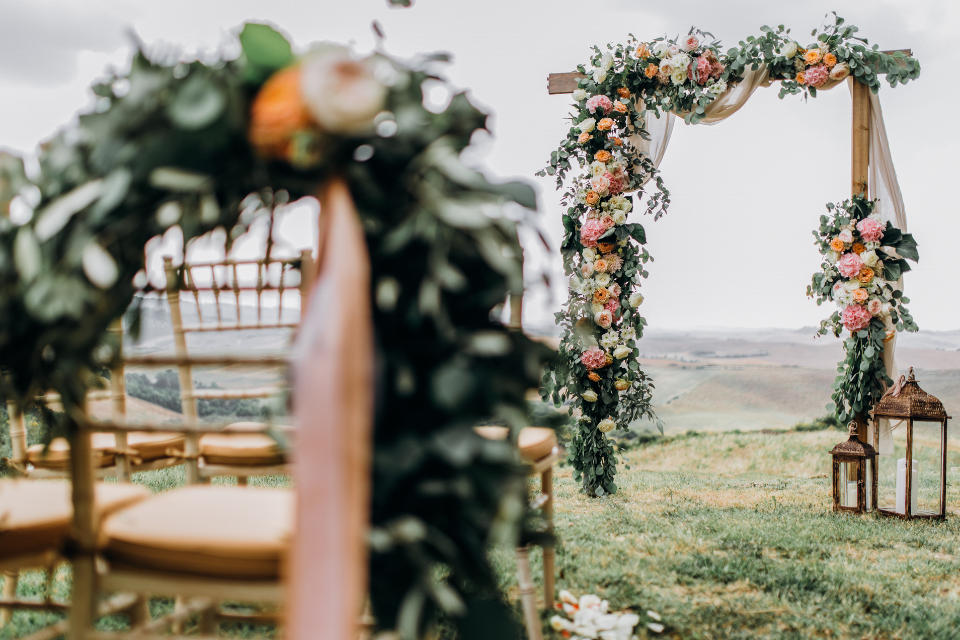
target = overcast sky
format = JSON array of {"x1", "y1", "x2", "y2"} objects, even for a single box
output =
[{"x1": 0, "y1": 0, "x2": 956, "y2": 332}]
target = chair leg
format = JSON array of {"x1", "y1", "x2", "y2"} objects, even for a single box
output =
[
  {"x1": 0, "y1": 571, "x2": 18, "y2": 626},
  {"x1": 69, "y1": 555, "x2": 96, "y2": 640},
  {"x1": 199, "y1": 606, "x2": 218, "y2": 634},
  {"x1": 515, "y1": 546, "x2": 542, "y2": 640},
  {"x1": 127, "y1": 596, "x2": 151, "y2": 627},
  {"x1": 237, "y1": 476, "x2": 248, "y2": 487},
  {"x1": 541, "y1": 466, "x2": 555, "y2": 608}
]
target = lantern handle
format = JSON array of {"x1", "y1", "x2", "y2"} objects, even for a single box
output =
[{"x1": 848, "y1": 421, "x2": 859, "y2": 436}]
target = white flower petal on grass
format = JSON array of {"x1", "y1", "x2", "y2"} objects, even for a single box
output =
[
  {"x1": 646, "y1": 610, "x2": 661, "y2": 621},
  {"x1": 647, "y1": 622, "x2": 665, "y2": 633}
]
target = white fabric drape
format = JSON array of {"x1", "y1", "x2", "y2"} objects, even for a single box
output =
[{"x1": 624, "y1": 67, "x2": 908, "y2": 450}]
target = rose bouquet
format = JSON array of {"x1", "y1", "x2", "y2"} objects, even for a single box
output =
[{"x1": 808, "y1": 196, "x2": 919, "y2": 423}]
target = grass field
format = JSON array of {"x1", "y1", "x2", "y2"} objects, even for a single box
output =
[{"x1": 5, "y1": 428, "x2": 960, "y2": 639}]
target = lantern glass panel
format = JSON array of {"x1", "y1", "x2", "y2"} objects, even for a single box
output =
[
  {"x1": 865, "y1": 457, "x2": 873, "y2": 511},
  {"x1": 877, "y1": 422, "x2": 910, "y2": 513},
  {"x1": 838, "y1": 461, "x2": 859, "y2": 508},
  {"x1": 914, "y1": 420, "x2": 943, "y2": 516}
]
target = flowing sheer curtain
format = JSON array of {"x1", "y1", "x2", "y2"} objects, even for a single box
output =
[{"x1": 624, "y1": 70, "x2": 908, "y2": 450}]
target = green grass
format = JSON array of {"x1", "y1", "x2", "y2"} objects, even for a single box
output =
[{"x1": 6, "y1": 429, "x2": 960, "y2": 639}]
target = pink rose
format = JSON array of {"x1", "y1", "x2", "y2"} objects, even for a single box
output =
[
  {"x1": 695, "y1": 56, "x2": 712, "y2": 85},
  {"x1": 594, "y1": 309, "x2": 613, "y2": 328},
  {"x1": 591, "y1": 174, "x2": 610, "y2": 196},
  {"x1": 856, "y1": 218, "x2": 884, "y2": 243},
  {"x1": 804, "y1": 64, "x2": 829, "y2": 88},
  {"x1": 580, "y1": 346, "x2": 607, "y2": 369},
  {"x1": 580, "y1": 261, "x2": 595, "y2": 278},
  {"x1": 608, "y1": 282, "x2": 621, "y2": 297},
  {"x1": 837, "y1": 252, "x2": 864, "y2": 278},
  {"x1": 600, "y1": 215, "x2": 615, "y2": 230},
  {"x1": 867, "y1": 298, "x2": 883, "y2": 316},
  {"x1": 681, "y1": 35, "x2": 700, "y2": 51},
  {"x1": 604, "y1": 297, "x2": 619, "y2": 313},
  {"x1": 838, "y1": 229, "x2": 854, "y2": 244},
  {"x1": 841, "y1": 304, "x2": 872, "y2": 332},
  {"x1": 580, "y1": 219, "x2": 605, "y2": 248},
  {"x1": 586, "y1": 95, "x2": 614, "y2": 115},
  {"x1": 603, "y1": 171, "x2": 624, "y2": 195}
]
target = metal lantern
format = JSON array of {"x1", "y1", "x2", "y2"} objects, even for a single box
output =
[
  {"x1": 831, "y1": 422, "x2": 878, "y2": 514},
  {"x1": 872, "y1": 367, "x2": 951, "y2": 520}
]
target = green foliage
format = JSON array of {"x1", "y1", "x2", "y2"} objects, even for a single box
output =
[
  {"x1": 792, "y1": 414, "x2": 843, "y2": 432},
  {"x1": 0, "y1": 23, "x2": 550, "y2": 638}
]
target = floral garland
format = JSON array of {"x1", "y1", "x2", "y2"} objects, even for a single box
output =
[
  {"x1": 539, "y1": 15, "x2": 920, "y2": 497},
  {"x1": 807, "y1": 196, "x2": 918, "y2": 423}
]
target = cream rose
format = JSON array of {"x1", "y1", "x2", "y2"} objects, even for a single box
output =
[
  {"x1": 572, "y1": 89, "x2": 587, "y2": 102},
  {"x1": 592, "y1": 68, "x2": 607, "y2": 84},
  {"x1": 670, "y1": 66, "x2": 688, "y2": 85},
  {"x1": 612, "y1": 211, "x2": 627, "y2": 225},
  {"x1": 595, "y1": 272, "x2": 611, "y2": 286},
  {"x1": 581, "y1": 390, "x2": 598, "y2": 403},
  {"x1": 781, "y1": 40, "x2": 798, "y2": 58},
  {"x1": 301, "y1": 47, "x2": 388, "y2": 135},
  {"x1": 829, "y1": 62, "x2": 850, "y2": 81},
  {"x1": 613, "y1": 344, "x2": 631, "y2": 359},
  {"x1": 578, "y1": 118, "x2": 596, "y2": 133},
  {"x1": 629, "y1": 292, "x2": 644, "y2": 307},
  {"x1": 614, "y1": 378, "x2": 630, "y2": 391},
  {"x1": 861, "y1": 250, "x2": 880, "y2": 268},
  {"x1": 583, "y1": 247, "x2": 597, "y2": 261},
  {"x1": 600, "y1": 52, "x2": 614, "y2": 71},
  {"x1": 597, "y1": 418, "x2": 616, "y2": 433}
]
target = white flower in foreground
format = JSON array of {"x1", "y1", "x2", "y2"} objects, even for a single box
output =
[
  {"x1": 582, "y1": 390, "x2": 599, "y2": 402},
  {"x1": 596, "y1": 272, "x2": 611, "y2": 287},
  {"x1": 591, "y1": 161, "x2": 607, "y2": 176},
  {"x1": 629, "y1": 292, "x2": 644, "y2": 307},
  {"x1": 598, "y1": 418, "x2": 616, "y2": 433},
  {"x1": 559, "y1": 590, "x2": 578, "y2": 605},
  {"x1": 781, "y1": 40, "x2": 798, "y2": 58},
  {"x1": 601, "y1": 52, "x2": 614, "y2": 71},
  {"x1": 612, "y1": 210, "x2": 627, "y2": 225},
  {"x1": 613, "y1": 344, "x2": 632, "y2": 359},
  {"x1": 708, "y1": 80, "x2": 728, "y2": 95},
  {"x1": 862, "y1": 250, "x2": 880, "y2": 268},
  {"x1": 621, "y1": 327, "x2": 637, "y2": 342},
  {"x1": 301, "y1": 47, "x2": 387, "y2": 135},
  {"x1": 583, "y1": 247, "x2": 597, "y2": 262},
  {"x1": 600, "y1": 330, "x2": 620, "y2": 349},
  {"x1": 670, "y1": 66, "x2": 688, "y2": 85},
  {"x1": 573, "y1": 89, "x2": 588, "y2": 102},
  {"x1": 550, "y1": 615, "x2": 573, "y2": 631},
  {"x1": 593, "y1": 67, "x2": 608, "y2": 84},
  {"x1": 578, "y1": 118, "x2": 597, "y2": 133}
]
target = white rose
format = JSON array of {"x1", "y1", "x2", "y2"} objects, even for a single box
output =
[
  {"x1": 670, "y1": 66, "x2": 688, "y2": 85},
  {"x1": 591, "y1": 302, "x2": 605, "y2": 314},
  {"x1": 781, "y1": 40, "x2": 798, "y2": 58},
  {"x1": 595, "y1": 272, "x2": 611, "y2": 286},
  {"x1": 843, "y1": 280, "x2": 861, "y2": 293},
  {"x1": 592, "y1": 67, "x2": 607, "y2": 84},
  {"x1": 613, "y1": 344, "x2": 631, "y2": 359},
  {"x1": 578, "y1": 118, "x2": 596, "y2": 133},
  {"x1": 597, "y1": 418, "x2": 616, "y2": 433},
  {"x1": 829, "y1": 62, "x2": 851, "y2": 81},
  {"x1": 629, "y1": 292, "x2": 644, "y2": 307},
  {"x1": 601, "y1": 52, "x2": 614, "y2": 71},
  {"x1": 612, "y1": 211, "x2": 627, "y2": 225},
  {"x1": 583, "y1": 247, "x2": 597, "y2": 261},
  {"x1": 301, "y1": 47, "x2": 387, "y2": 135},
  {"x1": 652, "y1": 41, "x2": 670, "y2": 57},
  {"x1": 861, "y1": 250, "x2": 880, "y2": 268},
  {"x1": 582, "y1": 390, "x2": 598, "y2": 403},
  {"x1": 667, "y1": 44, "x2": 680, "y2": 57},
  {"x1": 591, "y1": 161, "x2": 607, "y2": 177},
  {"x1": 825, "y1": 250, "x2": 838, "y2": 264},
  {"x1": 572, "y1": 89, "x2": 587, "y2": 102}
]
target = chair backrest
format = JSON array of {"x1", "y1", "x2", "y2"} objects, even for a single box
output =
[{"x1": 161, "y1": 251, "x2": 315, "y2": 483}]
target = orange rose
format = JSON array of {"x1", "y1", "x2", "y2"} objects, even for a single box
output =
[
  {"x1": 851, "y1": 242, "x2": 865, "y2": 255},
  {"x1": 857, "y1": 267, "x2": 874, "y2": 284},
  {"x1": 617, "y1": 87, "x2": 631, "y2": 99},
  {"x1": 853, "y1": 288, "x2": 869, "y2": 303},
  {"x1": 804, "y1": 49, "x2": 822, "y2": 65},
  {"x1": 604, "y1": 353, "x2": 613, "y2": 366},
  {"x1": 611, "y1": 137, "x2": 623, "y2": 147},
  {"x1": 830, "y1": 238, "x2": 845, "y2": 252},
  {"x1": 249, "y1": 66, "x2": 314, "y2": 160},
  {"x1": 613, "y1": 102, "x2": 628, "y2": 114},
  {"x1": 593, "y1": 288, "x2": 610, "y2": 304},
  {"x1": 578, "y1": 132, "x2": 593, "y2": 144},
  {"x1": 593, "y1": 259, "x2": 608, "y2": 273},
  {"x1": 597, "y1": 118, "x2": 614, "y2": 131},
  {"x1": 585, "y1": 191, "x2": 600, "y2": 206},
  {"x1": 635, "y1": 43, "x2": 651, "y2": 60},
  {"x1": 795, "y1": 72, "x2": 806, "y2": 84},
  {"x1": 645, "y1": 63, "x2": 658, "y2": 78},
  {"x1": 594, "y1": 150, "x2": 612, "y2": 163},
  {"x1": 588, "y1": 372, "x2": 601, "y2": 382},
  {"x1": 597, "y1": 241, "x2": 615, "y2": 253},
  {"x1": 823, "y1": 53, "x2": 837, "y2": 67}
]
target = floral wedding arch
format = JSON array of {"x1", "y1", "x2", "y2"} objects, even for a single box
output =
[{"x1": 539, "y1": 15, "x2": 921, "y2": 496}]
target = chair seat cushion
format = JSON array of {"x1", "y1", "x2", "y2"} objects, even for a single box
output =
[
  {"x1": 26, "y1": 432, "x2": 185, "y2": 469},
  {"x1": 0, "y1": 480, "x2": 150, "y2": 563},
  {"x1": 474, "y1": 426, "x2": 557, "y2": 462},
  {"x1": 199, "y1": 424, "x2": 284, "y2": 466},
  {"x1": 101, "y1": 486, "x2": 293, "y2": 580}
]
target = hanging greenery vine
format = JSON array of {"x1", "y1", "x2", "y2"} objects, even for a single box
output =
[
  {"x1": 0, "y1": 23, "x2": 550, "y2": 637},
  {"x1": 539, "y1": 14, "x2": 920, "y2": 496}
]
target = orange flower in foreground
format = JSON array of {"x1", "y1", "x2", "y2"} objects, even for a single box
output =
[
  {"x1": 613, "y1": 102, "x2": 628, "y2": 114},
  {"x1": 830, "y1": 238, "x2": 846, "y2": 252},
  {"x1": 248, "y1": 66, "x2": 314, "y2": 160},
  {"x1": 853, "y1": 288, "x2": 869, "y2": 303},
  {"x1": 597, "y1": 118, "x2": 615, "y2": 131},
  {"x1": 593, "y1": 288, "x2": 610, "y2": 304},
  {"x1": 593, "y1": 259, "x2": 609, "y2": 273},
  {"x1": 594, "y1": 150, "x2": 612, "y2": 163},
  {"x1": 804, "y1": 49, "x2": 822, "y2": 65},
  {"x1": 823, "y1": 53, "x2": 838, "y2": 67},
  {"x1": 604, "y1": 353, "x2": 614, "y2": 366},
  {"x1": 585, "y1": 191, "x2": 600, "y2": 206},
  {"x1": 857, "y1": 267, "x2": 875, "y2": 284},
  {"x1": 795, "y1": 72, "x2": 806, "y2": 84},
  {"x1": 644, "y1": 63, "x2": 658, "y2": 78},
  {"x1": 597, "y1": 241, "x2": 616, "y2": 253},
  {"x1": 635, "y1": 43, "x2": 652, "y2": 59},
  {"x1": 851, "y1": 242, "x2": 865, "y2": 255},
  {"x1": 578, "y1": 132, "x2": 593, "y2": 144},
  {"x1": 617, "y1": 87, "x2": 631, "y2": 98},
  {"x1": 588, "y1": 371, "x2": 601, "y2": 382},
  {"x1": 611, "y1": 137, "x2": 623, "y2": 147}
]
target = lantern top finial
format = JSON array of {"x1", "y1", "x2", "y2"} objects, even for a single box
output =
[{"x1": 908, "y1": 366, "x2": 915, "y2": 381}]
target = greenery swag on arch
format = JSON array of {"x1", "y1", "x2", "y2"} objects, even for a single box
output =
[
  {"x1": 538, "y1": 14, "x2": 920, "y2": 497},
  {"x1": 0, "y1": 23, "x2": 551, "y2": 637}
]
